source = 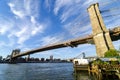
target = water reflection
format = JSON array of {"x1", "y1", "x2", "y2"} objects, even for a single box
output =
[
  {"x1": 0, "y1": 63, "x2": 74, "y2": 80},
  {"x1": 74, "y1": 71, "x2": 90, "y2": 80},
  {"x1": 74, "y1": 71, "x2": 120, "y2": 80}
]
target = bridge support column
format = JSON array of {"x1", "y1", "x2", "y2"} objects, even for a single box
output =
[
  {"x1": 9, "y1": 49, "x2": 21, "y2": 63},
  {"x1": 87, "y1": 3, "x2": 114, "y2": 57}
]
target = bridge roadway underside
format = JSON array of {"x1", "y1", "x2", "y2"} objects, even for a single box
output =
[{"x1": 12, "y1": 28, "x2": 120, "y2": 59}]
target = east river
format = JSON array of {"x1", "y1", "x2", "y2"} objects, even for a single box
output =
[
  {"x1": 0, "y1": 63, "x2": 76, "y2": 80},
  {"x1": 0, "y1": 63, "x2": 101, "y2": 80}
]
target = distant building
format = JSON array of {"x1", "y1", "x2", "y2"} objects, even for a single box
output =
[
  {"x1": 26, "y1": 55, "x2": 30, "y2": 61},
  {"x1": 0, "y1": 56, "x2": 2, "y2": 61},
  {"x1": 54, "y1": 58, "x2": 61, "y2": 61},
  {"x1": 50, "y1": 55, "x2": 53, "y2": 61},
  {"x1": 41, "y1": 58, "x2": 45, "y2": 61},
  {"x1": 46, "y1": 58, "x2": 50, "y2": 61}
]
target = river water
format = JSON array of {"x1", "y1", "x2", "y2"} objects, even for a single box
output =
[
  {"x1": 1, "y1": 63, "x2": 118, "y2": 80},
  {"x1": 0, "y1": 63, "x2": 75, "y2": 80}
]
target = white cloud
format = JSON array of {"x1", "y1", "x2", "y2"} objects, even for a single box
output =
[
  {"x1": 23, "y1": 0, "x2": 39, "y2": 17},
  {"x1": 40, "y1": 36, "x2": 63, "y2": 46},
  {"x1": 3, "y1": 0, "x2": 45, "y2": 46},
  {"x1": 8, "y1": 3, "x2": 25, "y2": 18},
  {"x1": 53, "y1": 0, "x2": 92, "y2": 38},
  {"x1": 30, "y1": 16, "x2": 36, "y2": 24},
  {"x1": 0, "y1": 25, "x2": 10, "y2": 35},
  {"x1": 64, "y1": 22, "x2": 91, "y2": 37},
  {"x1": 104, "y1": 15, "x2": 120, "y2": 29},
  {"x1": 103, "y1": 7, "x2": 120, "y2": 28},
  {"x1": 53, "y1": 0, "x2": 120, "y2": 39},
  {"x1": 8, "y1": 0, "x2": 39, "y2": 19},
  {"x1": 31, "y1": 25, "x2": 44, "y2": 36},
  {"x1": 54, "y1": 0, "x2": 73, "y2": 15},
  {"x1": 16, "y1": 27, "x2": 27, "y2": 37},
  {"x1": 7, "y1": 0, "x2": 46, "y2": 45},
  {"x1": 54, "y1": 0, "x2": 89, "y2": 23},
  {"x1": 0, "y1": 16, "x2": 14, "y2": 35},
  {"x1": 10, "y1": 22, "x2": 45, "y2": 45},
  {"x1": 45, "y1": 0, "x2": 51, "y2": 12}
]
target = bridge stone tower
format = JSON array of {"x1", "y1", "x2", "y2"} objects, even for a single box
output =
[
  {"x1": 87, "y1": 3, "x2": 115, "y2": 57},
  {"x1": 9, "y1": 49, "x2": 20, "y2": 63}
]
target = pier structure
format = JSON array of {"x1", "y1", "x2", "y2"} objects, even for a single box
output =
[
  {"x1": 73, "y1": 57, "x2": 120, "y2": 80},
  {"x1": 88, "y1": 58, "x2": 120, "y2": 80}
]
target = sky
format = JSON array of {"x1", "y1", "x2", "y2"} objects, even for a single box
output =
[{"x1": 0, "y1": 0, "x2": 120, "y2": 59}]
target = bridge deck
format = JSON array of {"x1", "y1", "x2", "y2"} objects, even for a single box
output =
[
  {"x1": 12, "y1": 35, "x2": 93, "y2": 58},
  {"x1": 12, "y1": 27, "x2": 120, "y2": 58}
]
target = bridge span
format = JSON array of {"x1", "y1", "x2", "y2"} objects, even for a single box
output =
[
  {"x1": 9, "y1": 3, "x2": 120, "y2": 61},
  {"x1": 11, "y1": 27, "x2": 120, "y2": 59}
]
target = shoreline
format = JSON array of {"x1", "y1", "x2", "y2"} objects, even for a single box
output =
[{"x1": 0, "y1": 61, "x2": 72, "y2": 64}]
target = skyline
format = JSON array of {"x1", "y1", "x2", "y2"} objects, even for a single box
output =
[{"x1": 0, "y1": 0, "x2": 120, "y2": 59}]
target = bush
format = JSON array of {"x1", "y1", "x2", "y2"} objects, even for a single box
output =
[{"x1": 104, "y1": 49, "x2": 119, "y2": 57}]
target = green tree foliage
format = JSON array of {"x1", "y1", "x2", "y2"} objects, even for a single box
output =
[
  {"x1": 92, "y1": 58, "x2": 106, "y2": 65},
  {"x1": 104, "y1": 49, "x2": 119, "y2": 57}
]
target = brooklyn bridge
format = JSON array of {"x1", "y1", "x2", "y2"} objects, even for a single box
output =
[{"x1": 9, "y1": 3, "x2": 120, "y2": 62}]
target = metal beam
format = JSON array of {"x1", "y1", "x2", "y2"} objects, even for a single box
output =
[
  {"x1": 11, "y1": 27, "x2": 120, "y2": 58},
  {"x1": 12, "y1": 35, "x2": 93, "y2": 58}
]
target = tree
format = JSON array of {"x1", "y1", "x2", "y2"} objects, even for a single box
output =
[{"x1": 104, "y1": 49, "x2": 119, "y2": 57}]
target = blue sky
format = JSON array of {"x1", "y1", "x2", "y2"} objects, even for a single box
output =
[{"x1": 0, "y1": 0, "x2": 120, "y2": 59}]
